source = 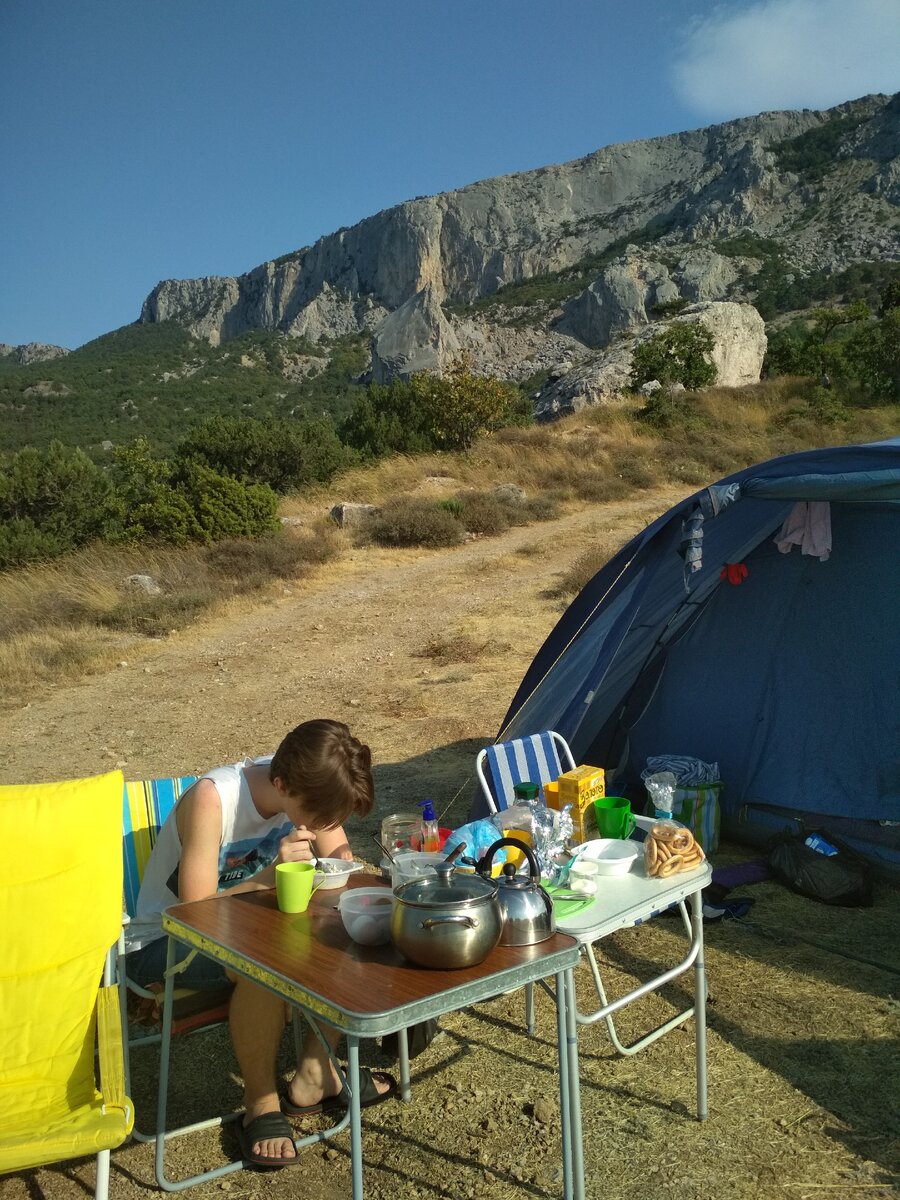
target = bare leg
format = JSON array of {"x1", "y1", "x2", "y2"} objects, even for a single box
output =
[
  {"x1": 227, "y1": 975, "x2": 296, "y2": 1161},
  {"x1": 285, "y1": 1021, "x2": 392, "y2": 1109}
]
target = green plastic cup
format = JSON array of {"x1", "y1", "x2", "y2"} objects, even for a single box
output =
[
  {"x1": 593, "y1": 796, "x2": 636, "y2": 840},
  {"x1": 275, "y1": 862, "x2": 325, "y2": 913}
]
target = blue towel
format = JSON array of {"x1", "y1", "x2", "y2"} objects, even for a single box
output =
[{"x1": 641, "y1": 756, "x2": 720, "y2": 786}]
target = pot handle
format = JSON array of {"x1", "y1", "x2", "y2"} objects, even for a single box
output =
[
  {"x1": 477, "y1": 836, "x2": 541, "y2": 881},
  {"x1": 421, "y1": 915, "x2": 478, "y2": 930}
]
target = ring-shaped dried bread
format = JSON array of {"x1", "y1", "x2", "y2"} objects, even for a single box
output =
[
  {"x1": 670, "y1": 829, "x2": 693, "y2": 853},
  {"x1": 658, "y1": 853, "x2": 683, "y2": 878},
  {"x1": 645, "y1": 837, "x2": 659, "y2": 871},
  {"x1": 656, "y1": 839, "x2": 672, "y2": 862},
  {"x1": 651, "y1": 823, "x2": 678, "y2": 842}
]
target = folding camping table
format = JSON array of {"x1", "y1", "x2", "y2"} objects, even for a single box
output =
[
  {"x1": 158, "y1": 877, "x2": 585, "y2": 1200},
  {"x1": 555, "y1": 857, "x2": 713, "y2": 1121}
]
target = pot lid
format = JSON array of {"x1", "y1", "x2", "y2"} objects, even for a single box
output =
[{"x1": 395, "y1": 865, "x2": 497, "y2": 907}]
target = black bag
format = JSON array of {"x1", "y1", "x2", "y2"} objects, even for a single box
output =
[
  {"x1": 766, "y1": 827, "x2": 873, "y2": 907},
  {"x1": 380, "y1": 1018, "x2": 439, "y2": 1060}
]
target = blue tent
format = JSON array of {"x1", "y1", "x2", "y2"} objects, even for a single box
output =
[{"x1": 494, "y1": 438, "x2": 900, "y2": 878}]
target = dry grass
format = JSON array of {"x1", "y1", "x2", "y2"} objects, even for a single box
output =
[
  {"x1": 415, "y1": 631, "x2": 488, "y2": 665},
  {"x1": 0, "y1": 524, "x2": 341, "y2": 706}
]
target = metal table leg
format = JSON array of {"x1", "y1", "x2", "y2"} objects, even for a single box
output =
[
  {"x1": 564, "y1": 967, "x2": 585, "y2": 1200},
  {"x1": 690, "y1": 889, "x2": 708, "y2": 1121},
  {"x1": 347, "y1": 1036, "x2": 364, "y2": 1199}
]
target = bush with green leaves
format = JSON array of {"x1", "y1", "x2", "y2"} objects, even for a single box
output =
[
  {"x1": 110, "y1": 438, "x2": 279, "y2": 545},
  {"x1": 630, "y1": 322, "x2": 716, "y2": 391},
  {"x1": 176, "y1": 414, "x2": 349, "y2": 493},
  {"x1": 342, "y1": 363, "x2": 531, "y2": 458},
  {"x1": 0, "y1": 441, "x2": 119, "y2": 567}
]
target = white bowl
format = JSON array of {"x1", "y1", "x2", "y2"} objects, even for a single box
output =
[
  {"x1": 338, "y1": 887, "x2": 394, "y2": 945},
  {"x1": 576, "y1": 838, "x2": 639, "y2": 877},
  {"x1": 316, "y1": 859, "x2": 365, "y2": 890}
]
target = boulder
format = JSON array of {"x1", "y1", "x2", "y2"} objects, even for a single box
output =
[
  {"x1": 329, "y1": 503, "x2": 379, "y2": 528},
  {"x1": 125, "y1": 574, "x2": 162, "y2": 596},
  {"x1": 534, "y1": 301, "x2": 766, "y2": 419}
]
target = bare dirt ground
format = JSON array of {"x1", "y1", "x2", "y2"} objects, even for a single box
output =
[{"x1": 2, "y1": 489, "x2": 898, "y2": 1200}]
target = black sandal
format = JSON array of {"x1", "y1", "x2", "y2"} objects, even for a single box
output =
[{"x1": 237, "y1": 1110, "x2": 300, "y2": 1169}]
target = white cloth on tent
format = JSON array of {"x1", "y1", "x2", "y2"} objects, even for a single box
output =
[{"x1": 774, "y1": 501, "x2": 832, "y2": 561}]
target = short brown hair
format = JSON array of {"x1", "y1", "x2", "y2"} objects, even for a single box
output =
[{"x1": 269, "y1": 719, "x2": 374, "y2": 827}]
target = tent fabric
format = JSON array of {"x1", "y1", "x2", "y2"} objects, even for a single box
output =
[{"x1": 492, "y1": 439, "x2": 900, "y2": 878}]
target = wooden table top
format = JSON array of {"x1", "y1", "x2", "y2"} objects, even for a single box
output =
[{"x1": 163, "y1": 875, "x2": 579, "y2": 1036}]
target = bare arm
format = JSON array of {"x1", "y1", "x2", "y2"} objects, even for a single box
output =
[
  {"x1": 175, "y1": 779, "x2": 226, "y2": 902},
  {"x1": 310, "y1": 825, "x2": 352, "y2": 861}
]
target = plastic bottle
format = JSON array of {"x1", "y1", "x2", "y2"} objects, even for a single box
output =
[{"x1": 418, "y1": 799, "x2": 440, "y2": 852}]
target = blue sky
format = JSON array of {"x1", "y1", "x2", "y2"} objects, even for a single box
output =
[{"x1": 1, "y1": 0, "x2": 898, "y2": 350}]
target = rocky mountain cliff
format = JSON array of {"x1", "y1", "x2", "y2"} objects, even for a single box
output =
[{"x1": 140, "y1": 92, "x2": 899, "y2": 411}]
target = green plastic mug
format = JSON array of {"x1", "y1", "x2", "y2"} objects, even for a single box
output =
[
  {"x1": 593, "y1": 796, "x2": 636, "y2": 840},
  {"x1": 275, "y1": 862, "x2": 325, "y2": 913}
]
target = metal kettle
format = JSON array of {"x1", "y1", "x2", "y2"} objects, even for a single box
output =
[{"x1": 476, "y1": 837, "x2": 556, "y2": 946}]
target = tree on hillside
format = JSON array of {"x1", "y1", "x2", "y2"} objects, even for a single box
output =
[{"x1": 630, "y1": 322, "x2": 716, "y2": 391}]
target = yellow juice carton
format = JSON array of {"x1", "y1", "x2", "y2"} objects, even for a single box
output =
[{"x1": 548, "y1": 765, "x2": 605, "y2": 843}]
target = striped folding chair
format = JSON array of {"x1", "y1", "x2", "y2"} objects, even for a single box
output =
[
  {"x1": 118, "y1": 776, "x2": 235, "y2": 1152},
  {"x1": 475, "y1": 730, "x2": 576, "y2": 814}
]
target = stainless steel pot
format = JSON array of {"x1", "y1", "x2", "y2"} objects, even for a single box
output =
[
  {"x1": 391, "y1": 863, "x2": 502, "y2": 969},
  {"x1": 477, "y1": 837, "x2": 556, "y2": 946}
]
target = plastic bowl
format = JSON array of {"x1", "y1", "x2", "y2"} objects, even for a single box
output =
[
  {"x1": 390, "y1": 851, "x2": 446, "y2": 889},
  {"x1": 576, "y1": 838, "x2": 639, "y2": 877},
  {"x1": 338, "y1": 887, "x2": 394, "y2": 945},
  {"x1": 316, "y1": 859, "x2": 365, "y2": 890}
]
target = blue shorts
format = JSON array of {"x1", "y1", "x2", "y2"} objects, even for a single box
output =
[{"x1": 127, "y1": 936, "x2": 231, "y2": 991}]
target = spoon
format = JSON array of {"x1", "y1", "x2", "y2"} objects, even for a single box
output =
[{"x1": 372, "y1": 833, "x2": 397, "y2": 865}]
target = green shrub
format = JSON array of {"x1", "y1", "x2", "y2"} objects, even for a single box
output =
[
  {"x1": 176, "y1": 414, "x2": 348, "y2": 492},
  {"x1": 0, "y1": 441, "x2": 118, "y2": 567},
  {"x1": 806, "y1": 385, "x2": 849, "y2": 424},
  {"x1": 638, "y1": 386, "x2": 697, "y2": 430},
  {"x1": 176, "y1": 462, "x2": 279, "y2": 543},
  {"x1": 342, "y1": 363, "x2": 531, "y2": 458},
  {"x1": 630, "y1": 323, "x2": 716, "y2": 391},
  {"x1": 364, "y1": 498, "x2": 465, "y2": 548}
]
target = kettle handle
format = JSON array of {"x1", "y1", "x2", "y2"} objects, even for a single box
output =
[{"x1": 477, "y1": 836, "x2": 541, "y2": 881}]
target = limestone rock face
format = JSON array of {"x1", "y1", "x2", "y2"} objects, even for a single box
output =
[
  {"x1": 0, "y1": 342, "x2": 70, "y2": 364},
  {"x1": 139, "y1": 95, "x2": 898, "y2": 350},
  {"x1": 371, "y1": 285, "x2": 460, "y2": 383}
]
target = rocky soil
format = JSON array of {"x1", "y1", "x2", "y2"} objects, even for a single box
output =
[{"x1": 2, "y1": 491, "x2": 897, "y2": 1200}]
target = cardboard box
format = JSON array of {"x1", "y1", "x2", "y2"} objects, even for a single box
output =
[{"x1": 545, "y1": 765, "x2": 605, "y2": 843}]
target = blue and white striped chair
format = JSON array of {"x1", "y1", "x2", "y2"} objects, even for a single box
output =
[{"x1": 475, "y1": 730, "x2": 576, "y2": 814}]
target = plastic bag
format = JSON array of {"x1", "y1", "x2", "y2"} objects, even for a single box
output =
[
  {"x1": 444, "y1": 819, "x2": 507, "y2": 872},
  {"x1": 643, "y1": 819, "x2": 706, "y2": 878},
  {"x1": 644, "y1": 771, "x2": 678, "y2": 818}
]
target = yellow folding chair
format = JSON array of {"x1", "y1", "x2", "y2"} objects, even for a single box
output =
[{"x1": 0, "y1": 770, "x2": 133, "y2": 1200}]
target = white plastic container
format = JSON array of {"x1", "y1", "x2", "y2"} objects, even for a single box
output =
[
  {"x1": 338, "y1": 888, "x2": 394, "y2": 945},
  {"x1": 577, "y1": 838, "x2": 639, "y2": 877}
]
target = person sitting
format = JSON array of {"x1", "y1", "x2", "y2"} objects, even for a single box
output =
[{"x1": 126, "y1": 718, "x2": 396, "y2": 1168}]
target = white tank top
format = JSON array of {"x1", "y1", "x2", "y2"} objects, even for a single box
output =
[{"x1": 128, "y1": 756, "x2": 292, "y2": 950}]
